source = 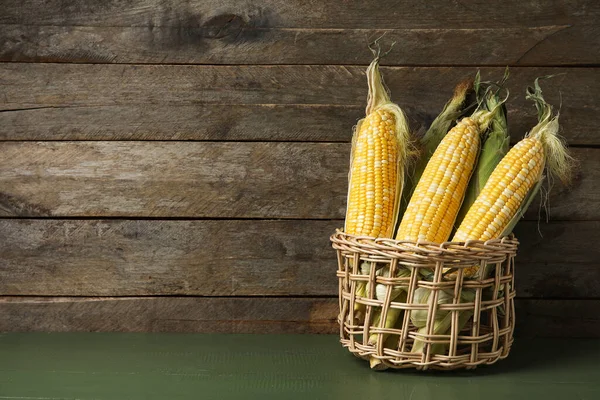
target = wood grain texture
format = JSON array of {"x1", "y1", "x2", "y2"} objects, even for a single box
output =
[
  {"x1": 2, "y1": 24, "x2": 597, "y2": 66},
  {"x1": 0, "y1": 0, "x2": 596, "y2": 29},
  {"x1": 0, "y1": 104, "x2": 364, "y2": 142},
  {"x1": 0, "y1": 142, "x2": 348, "y2": 218},
  {"x1": 1, "y1": 296, "x2": 598, "y2": 336},
  {"x1": 514, "y1": 221, "x2": 600, "y2": 298},
  {"x1": 0, "y1": 64, "x2": 597, "y2": 145},
  {"x1": 2, "y1": 1, "x2": 597, "y2": 65},
  {"x1": 0, "y1": 219, "x2": 340, "y2": 296},
  {"x1": 0, "y1": 143, "x2": 595, "y2": 219},
  {"x1": 0, "y1": 0, "x2": 598, "y2": 338},
  {"x1": 525, "y1": 147, "x2": 599, "y2": 221},
  {"x1": 0, "y1": 296, "x2": 339, "y2": 334},
  {"x1": 0, "y1": 219, "x2": 597, "y2": 297},
  {"x1": 515, "y1": 300, "x2": 600, "y2": 338}
]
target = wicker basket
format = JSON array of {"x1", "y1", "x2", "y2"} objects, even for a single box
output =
[{"x1": 330, "y1": 230, "x2": 518, "y2": 370}]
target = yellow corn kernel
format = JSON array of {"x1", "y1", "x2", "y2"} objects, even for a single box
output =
[
  {"x1": 345, "y1": 109, "x2": 399, "y2": 238},
  {"x1": 453, "y1": 138, "x2": 544, "y2": 243},
  {"x1": 452, "y1": 138, "x2": 544, "y2": 277},
  {"x1": 395, "y1": 116, "x2": 480, "y2": 242}
]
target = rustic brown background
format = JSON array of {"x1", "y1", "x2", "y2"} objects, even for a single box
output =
[{"x1": 0, "y1": 0, "x2": 598, "y2": 335}]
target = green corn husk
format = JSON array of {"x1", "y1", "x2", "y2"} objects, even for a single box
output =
[
  {"x1": 396, "y1": 78, "x2": 474, "y2": 227},
  {"x1": 410, "y1": 288, "x2": 455, "y2": 328},
  {"x1": 366, "y1": 267, "x2": 410, "y2": 343},
  {"x1": 369, "y1": 303, "x2": 417, "y2": 370},
  {"x1": 367, "y1": 267, "x2": 411, "y2": 370},
  {"x1": 375, "y1": 267, "x2": 411, "y2": 301},
  {"x1": 354, "y1": 262, "x2": 390, "y2": 320},
  {"x1": 410, "y1": 288, "x2": 476, "y2": 355},
  {"x1": 413, "y1": 307, "x2": 475, "y2": 356},
  {"x1": 368, "y1": 290, "x2": 407, "y2": 345},
  {"x1": 352, "y1": 261, "x2": 373, "y2": 320},
  {"x1": 368, "y1": 290, "x2": 408, "y2": 370},
  {"x1": 455, "y1": 90, "x2": 510, "y2": 229}
]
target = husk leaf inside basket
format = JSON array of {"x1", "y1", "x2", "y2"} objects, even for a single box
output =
[{"x1": 410, "y1": 288, "x2": 476, "y2": 355}]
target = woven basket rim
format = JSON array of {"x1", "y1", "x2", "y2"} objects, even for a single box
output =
[{"x1": 330, "y1": 229, "x2": 518, "y2": 257}]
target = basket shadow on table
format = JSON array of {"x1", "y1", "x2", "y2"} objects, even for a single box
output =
[{"x1": 345, "y1": 338, "x2": 596, "y2": 376}]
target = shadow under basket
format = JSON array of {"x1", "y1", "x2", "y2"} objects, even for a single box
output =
[{"x1": 330, "y1": 230, "x2": 518, "y2": 371}]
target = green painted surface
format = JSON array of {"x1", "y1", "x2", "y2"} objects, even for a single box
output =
[{"x1": 0, "y1": 333, "x2": 599, "y2": 400}]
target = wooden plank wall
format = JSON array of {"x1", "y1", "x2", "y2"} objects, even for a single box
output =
[{"x1": 0, "y1": 0, "x2": 599, "y2": 336}]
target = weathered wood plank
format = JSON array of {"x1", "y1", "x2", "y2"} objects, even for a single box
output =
[
  {"x1": 1, "y1": 65, "x2": 597, "y2": 145},
  {"x1": 524, "y1": 147, "x2": 599, "y2": 221},
  {"x1": 515, "y1": 300, "x2": 600, "y2": 338},
  {"x1": 0, "y1": 219, "x2": 340, "y2": 296},
  {"x1": 514, "y1": 221, "x2": 600, "y2": 298},
  {"x1": 0, "y1": 297, "x2": 339, "y2": 334},
  {"x1": 0, "y1": 104, "x2": 364, "y2": 142},
  {"x1": 0, "y1": 101, "x2": 592, "y2": 146},
  {"x1": 0, "y1": 142, "x2": 348, "y2": 218},
  {"x1": 0, "y1": 0, "x2": 596, "y2": 29},
  {"x1": 2, "y1": 24, "x2": 598, "y2": 66},
  {"x1": 514, "y1": 221, "x2": 600, "y2": 266},
  {"x1": 0, "y1": 219, "x2": 597, "y2": 297},
  {"x1": 518, "y1": 264, "x2": 600, "y2": 299},
  {"x1": 0, "y1": 64, "x2": 589, "y2": 107},
  {"x1": 2, "y1": 0, "x2": 596, "y2": 65},
  {"x1": 0, "y1": 143, "x2": 595, "y2": 219},
  {"x1": 1, "y1": 296, "x2": 598, "y2": 336}
]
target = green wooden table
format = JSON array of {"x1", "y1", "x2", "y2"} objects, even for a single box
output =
[{"x1": 1, "y1": 333, "x2": 598, "y2": 399}]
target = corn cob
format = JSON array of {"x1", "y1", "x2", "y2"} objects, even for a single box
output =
[
  {"x1": 396, "y1": 79, "x2": 473, "y2": 231},
  {"x1": 379, "y1": 93, "x2": 497, "y2": 362},
  {"x1": 372, "y1": 79, "x2": 473, "y2": 348},
  {"x1": 395, "y1": 109, "x2": 495, "y2": 243},
  {"x1": 409, "y1": 79, "x2": 473, "y2": 195},
  {"x1": 455, "y1": 89, "x2": 510, "y2": 228},
  {"x1": 344, "y1": 57, "x2": 410, "y2": 238},
  {"x1": 439, "y1": 89, "x2": 509, "y2": 340},
  {"x1": 344, "y1": 50, "x2": 411, "y2": 320},
  {"x1": 453, "y1": 78, "x2": 573, "y2": 277},
  {"x1": 453, "y1": 140, "x2": 544, "y2": 243}
]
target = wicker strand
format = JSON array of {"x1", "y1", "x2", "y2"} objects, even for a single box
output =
[{"x1": 332, "y1": 230, "x2": 517, "y2": 371}]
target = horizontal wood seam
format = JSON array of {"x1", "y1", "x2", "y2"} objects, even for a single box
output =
[
  {"x1": 0, "y1": 140, "x2": 597, "y2": 148},
  {"x1": 2, "y1": 61, "x2": 600, "y2": 68},
  {"x1": 0, "y1": 24, "x2": 577, "y2": 30},
  {"x1": 2, "y1": 295, "x2": 600, "y2": 301},
  {"x1": 0, "y1": 216, "x2": 346, "y2": 221}
]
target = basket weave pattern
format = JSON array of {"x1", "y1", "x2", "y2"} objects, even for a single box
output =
[{"x1": 331, "y1": 230, "x2": 518, "y2": 370}]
